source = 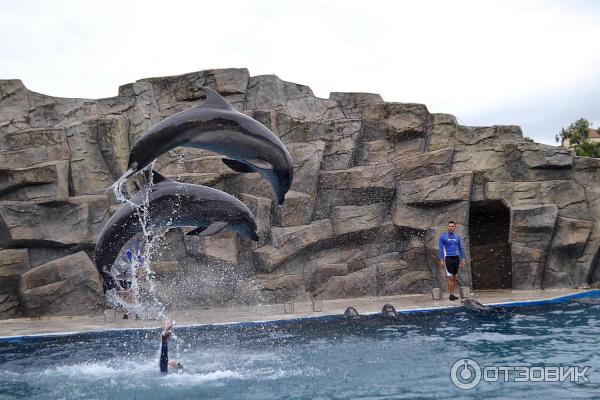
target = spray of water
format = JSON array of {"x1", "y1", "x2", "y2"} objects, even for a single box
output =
[
  {"x1": 108, "y1": 161, "x2": 167, "y2": 320},
  {"x1": 176, "y1": 151, "x2": 186, "y2": 170},
  {"x1": 106, "y1": 161, "x2": 199, "y2": 359}
]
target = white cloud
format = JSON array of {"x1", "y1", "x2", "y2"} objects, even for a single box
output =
[{"x1": 1, "y1": 0, "x2": 599, "y2": 144}]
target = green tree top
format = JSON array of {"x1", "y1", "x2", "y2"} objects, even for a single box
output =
[
  {"x1": 574, "y1": 140, "x2": 600, "y2": 158},
  {"x1": 555, "y1": 118, "x2": 590, "y2": 146},
  {"x1": 556, "y1": 118, "x2": 600, "y2": 158}
]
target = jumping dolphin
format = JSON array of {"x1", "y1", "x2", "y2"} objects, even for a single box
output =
[
  {"x1": 462, "y1": 298, "x2": 495, "y2": 313},
  {"x1": 117, "y1": 86, "x2": 293, "y2": 205},
  {"x1": 95, "y1": 171, "x2": 258, "y2": 289}
]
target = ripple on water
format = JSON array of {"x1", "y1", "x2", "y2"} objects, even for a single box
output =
[
  {"x1": 454, "y1": 332, "x2": 548, "y2": 343},
  {"x1": 160, "y1": 370, "x2": 244, "y2": 387}
]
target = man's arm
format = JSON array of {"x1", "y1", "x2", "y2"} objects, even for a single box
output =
[
  {"x1": 159, "y1": 335, "x2": 169, "y2": 373},
  {"x1": 159, "y1": 319, "x2": 174, "y2": 373},
  {"x1": 458, "y1": 236, "x2": 465, "y2": 264}
]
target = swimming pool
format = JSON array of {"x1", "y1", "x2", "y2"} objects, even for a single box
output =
[{"x1": 1, "y1": 294, "x2": 599, "y2": 399}]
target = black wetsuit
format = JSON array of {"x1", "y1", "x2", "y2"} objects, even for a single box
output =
[{"x1": 160, "y1": 336, "x2": 169, "y2": 373}]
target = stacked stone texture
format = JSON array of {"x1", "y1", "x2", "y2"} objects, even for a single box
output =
[{"x1": 1, "y1": 68, "x2": 599, "y2": 318}]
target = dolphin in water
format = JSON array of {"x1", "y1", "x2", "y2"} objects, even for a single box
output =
[
  {"x1": 381, "y1": 303, "x2": 398, "y2": 318},
  {"x1": 117, "y1": 86, "x2": 294, "y2": 205},
  {"x1": 570, "y1": 298, "x2": 600, "y2": 305},
  {"x1": 344, "y1": 306, "x2": 360, "y2": 318},
  {"x1": 95, "y1": 171, "x2": 258, "y2": 289},
  {"x1": 461, "y1": 298, "x2": 494, "y2": 313}
]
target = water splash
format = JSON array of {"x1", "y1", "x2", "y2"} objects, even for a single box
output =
[
  {"x1": 107, "y1": 162, "x2": 166, "y2": 320},
  {"x1": 176, "y1": 151, "x2": 186, "y2": 170}
]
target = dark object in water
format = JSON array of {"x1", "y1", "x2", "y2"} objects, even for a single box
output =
[
  {"x1": 570, "y1": 298, "x2": 600, "y2": 305},
  {"x1": 462, "y1": 298, "x2": 492, "y2": 312},
  {"x1": 381, "y1": 303, "x2": 397, "y2": 318},
  {"x1": 344, "y1": 307, "x2": 360, "y2": 318}
]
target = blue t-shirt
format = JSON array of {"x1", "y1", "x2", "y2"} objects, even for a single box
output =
[{"x1": 438, "y1": 231, "x2": 465, "y2": 260}]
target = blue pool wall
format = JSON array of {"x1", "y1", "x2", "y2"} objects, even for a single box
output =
[{"x1": 1, "y1": 289, "x2": 599, "y2": 342}]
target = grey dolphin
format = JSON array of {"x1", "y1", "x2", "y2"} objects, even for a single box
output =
[
  {"x1": 118, "y1": 86, "x2": 293, "y2": 205},
  {"x1": 381, "y1": 303, "x2": 398, "y2": 318},
  {"x1": 461, "y1": 298, "x2": 493, "y2": 312},
  {"x1": 344, "y1": 307, "x2": 360, "y2": 318},
  {"x1": 95, "y1": 171, "x2": 258, "y2": 290}
]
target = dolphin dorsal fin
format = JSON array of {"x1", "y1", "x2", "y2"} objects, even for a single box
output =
[
  {"x1": 146, "y1": 169, "x2": 173, "y2": 185},
  {"x1": 199, "y1": 86, "x2": 233, "y2": 110}
]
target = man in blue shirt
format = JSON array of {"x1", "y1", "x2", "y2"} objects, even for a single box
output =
[
  {"x1": 114, "y1": 240, "x2": 144, "y2": 319},
  {"x1": 438, "y1": 220, "x2": 466, "y2": 301}
]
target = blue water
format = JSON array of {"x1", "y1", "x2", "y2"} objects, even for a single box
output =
[{"x1": 1, "y1": 298, "x2": 599, "y2": 399}]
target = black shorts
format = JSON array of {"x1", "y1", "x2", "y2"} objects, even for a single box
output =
[
  {"x1": 445, "y1": 256, "x2": 460, "y2": 276},
  {"x1": 118, "y1": 280, "x2": 132, "y2": 290}
]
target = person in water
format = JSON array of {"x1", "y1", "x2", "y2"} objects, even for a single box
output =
[
  {"x1": 160, "y1": 319, "x2": 183, "y2": 374},
  {"x1": 438, "y1": 220, "x2": 466, "y2": 301}
]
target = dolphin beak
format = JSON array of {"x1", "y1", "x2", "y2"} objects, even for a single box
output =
[
  {"x1": 123, "y1": 163, "x2": 138, "y2": 180},
  {"x1": 250, "y1": 231, "x2": 259, "y2": 242},
  {"x1": 106, "y1": 163, "x2": 139, "y2": 193},
  {"x1": 106, "y1": 165, "x2": 138, "y2": 192},
  {"x1": 277, "y1": 193, "x2": 285, "y2": 206}
]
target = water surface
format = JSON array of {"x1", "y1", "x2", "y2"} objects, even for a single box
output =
[{"x1": 1, "y1": 300, "x2": 599, "y2": 399}]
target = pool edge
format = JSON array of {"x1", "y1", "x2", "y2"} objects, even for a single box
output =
[{"x1": 1, "y1": 289, "x2": 598, "y2": 341}]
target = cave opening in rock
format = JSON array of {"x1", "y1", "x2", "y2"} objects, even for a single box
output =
[{"x1": 469, "y1": 200, "x2": 512, "y2": 289}]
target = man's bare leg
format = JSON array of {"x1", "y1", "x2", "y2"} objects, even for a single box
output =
[
  {"x1": 448, "y1": 275, "x2": 456, "y2": 295},
  {"x1": 447, "y1": 275, "x2": 459, "y2": 300}
]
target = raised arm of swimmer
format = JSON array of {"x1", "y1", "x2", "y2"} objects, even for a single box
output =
[{"x1": 160, "y1": 319, "x2": 183, "y2": 374}]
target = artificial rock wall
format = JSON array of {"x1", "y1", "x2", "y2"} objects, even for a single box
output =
[{"x1": 1, "y1": 68, "x2": 599, "y2": 318}]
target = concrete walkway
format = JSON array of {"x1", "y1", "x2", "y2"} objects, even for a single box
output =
[{"x1": 0, "y1": 288, "x2": 590, "y2": 338}]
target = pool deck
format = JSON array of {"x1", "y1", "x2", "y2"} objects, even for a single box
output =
[{"x1": 0, "y1": 288, "x2": 595, "y2": 339}]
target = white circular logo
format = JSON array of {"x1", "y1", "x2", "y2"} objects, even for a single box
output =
[{"x1": 451, "y1": 358, "x2": 482, "y2": 390}]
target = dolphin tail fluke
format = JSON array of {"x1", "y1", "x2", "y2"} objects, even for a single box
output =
[{"x1": 221, "y1": 158, "x2": 286, "y2": 205}]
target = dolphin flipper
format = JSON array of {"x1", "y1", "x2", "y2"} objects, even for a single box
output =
[
  {"x1": 186, "y1": 226, "x2": 207, "y2": 236},
  {"x1": 222, "y1": 158, "x2": 255, "y2": 173},
  {"x1": 186, "y1": 221, "x2": 228, "y2": 236},
  {"x1": 196, "y1": 221, "x2": 228, "y2": 236}
]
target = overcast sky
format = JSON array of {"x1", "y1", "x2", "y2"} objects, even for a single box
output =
[{"x1": 1, "y1": 0, "x2": 599, "y2": 144}]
